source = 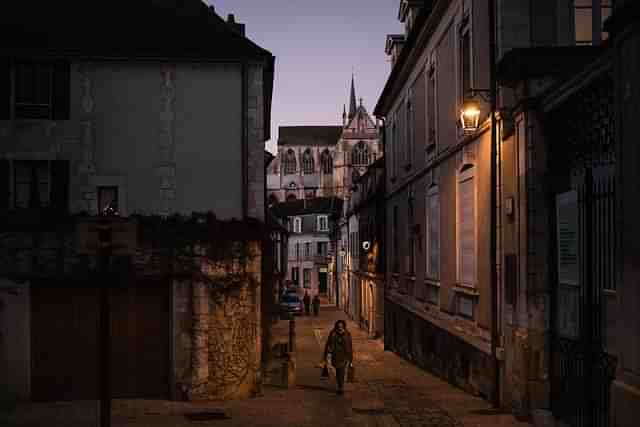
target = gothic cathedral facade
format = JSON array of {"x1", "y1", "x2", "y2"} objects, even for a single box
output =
[{"x1": 266, "y1": 76, "x2": 381, "y2": 203}]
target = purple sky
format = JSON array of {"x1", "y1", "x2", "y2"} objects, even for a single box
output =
[{"x1": 205, "y1": 0, "x2": 403, "y2": 153}]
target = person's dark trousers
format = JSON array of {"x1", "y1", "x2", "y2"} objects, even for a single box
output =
[
  {"x1": 335, "y1": 366, "x2": 345, "y2": 393},
  {"x1": 304, "y1": 304, "x2": 310, "y2": 315},
  {"x1": 313, "y1": 306, "x2": 319, "y2": 316}
]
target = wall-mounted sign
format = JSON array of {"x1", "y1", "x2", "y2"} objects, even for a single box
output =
[{"x1": 556, "y1": 191, "x2": 579, "y2": 287}]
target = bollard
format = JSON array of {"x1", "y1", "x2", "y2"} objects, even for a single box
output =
[{"x1": 288, "y1": 317, "x2": 296, "y2": 353}]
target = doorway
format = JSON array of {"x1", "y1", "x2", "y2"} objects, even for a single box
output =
[{"x1": 318, "y1": 269, "x2": 328, "y2": 294}]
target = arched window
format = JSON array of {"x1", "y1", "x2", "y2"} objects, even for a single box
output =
[
  {"x1": 268, "y1": 194, "x2": 279, "y2": 206},
  {"x1": 321, "y1": 150, "x2": 333, "y2": 174},
  {"x1": 351, "y1": 141, "x2": 369, "y2": 166},
  {"x1": 283, "y1": 149, "x2": 297, "y2": 175},
  {"x1": 286, "y1": 193, "x2": 297, "y2": 202},
  {"x1": 302, "y1": 149, "x2": 314, "y2": 175}
]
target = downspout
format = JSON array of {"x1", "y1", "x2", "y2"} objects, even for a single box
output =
[
  {"x1": 489, "y1": 0, "x2": 501, "y2": 408},
  {"x1": 377, "y1": 117, "x2": 387, "y2": 342},
  {"x1": 241, "y1": 61, "x2": 248, "y2": 219}
]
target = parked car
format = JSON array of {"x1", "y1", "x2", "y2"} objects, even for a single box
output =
[{"x1": 280, "y1": 293, "x2": 303, "y2": 316}]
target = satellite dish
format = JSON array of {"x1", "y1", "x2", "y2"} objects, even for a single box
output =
[{"x1": 362, "y1": 241, "x2": 371, "y2": 251}]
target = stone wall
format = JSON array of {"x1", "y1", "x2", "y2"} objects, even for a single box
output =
[
  {"x1": 0, "y1": 218, "x2": 265, "y2": 402},
  {"x1": 385, "y1": 298, "x2": 495, "y2": 400}
]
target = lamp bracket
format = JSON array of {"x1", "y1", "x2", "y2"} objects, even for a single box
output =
[{"x1": 466, "y1": 88, "x2": 491, "y2": 103}]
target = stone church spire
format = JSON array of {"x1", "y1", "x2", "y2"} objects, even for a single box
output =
[{"x1": 349, "y1": 74, "x2": 357, "y2": 119}]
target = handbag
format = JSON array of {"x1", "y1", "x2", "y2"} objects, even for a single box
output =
[{"x1": 347, "y1": 363, "x2": 355, "y2": 383}]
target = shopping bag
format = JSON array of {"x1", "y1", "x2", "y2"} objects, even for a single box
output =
[
  {"x1": 347, "y1": 363, "x2": 355, "y2": 383},
  {"x1": 321, "y1": 363, "x2": 329, "y2": 378}
]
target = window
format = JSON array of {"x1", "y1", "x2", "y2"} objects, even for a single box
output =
[
  {"x1": 317, "y1": 215, "x2": 329, "y2": 231},
  {"x1": 302, "y1": 149, "x2": 314, "y2": 174},
  {"x1": 351, "y1": 141, "x2": 369, "y2": 166},
  {"x1": 458, "y1": 166, "x2": 476, "y2": 286},
  {"x1": 268, "y1": 194, "x2": 279, "y2": 206},
  {"x1": 292, "y1": 267, "x2": 300, "y2": 287},
  {"x1": 407, "y1": 189, "x2": 416, "y2": 275},
  {"x1": 303, "y1": 268, "x2": 311, "y2": 288},
  {"x1": 459, "y1": 17, "x2": 472, "y2": 102},
  {"x1": 98, "y1": 186, "x2": 119, "y2": 216},
  {"x1": 305, "y1": 189, "x2": 315, "y2": 199},
  {"x1": 321, "y1": 150, "x2": 333, "y2": 174},
  {"x1": 304, "y1": 242, "x2": 311, "y2": 257},
  {"x1": 426, "y1": 186, "x2": 440, "y2": 279},
  {"x1": 406, "y1": 88, "x2": 415, "y2": 167},
  {"x1": 286, "y1": 193, "x2": 297, "y2": 202},
  {"x1": 427, "y1": 284, "x2": 440, "y2": 305},
  {"x1": 295, "y1": 242, "x2": 300, "y2": 258},
  {"x1": 392, "y1": 205, "x2": 399, "y2": 273},
  {"x1": 317, "y1": 242, "x2": 328, "y2": 256},
  {"x1": 13, "y1": 160, "x2": 49, "y2": 208},
  {"x1": 283, "y1": 149, "x2": 297, "y2": 175},
  {"x1": 293, "y1": 217, "x2": 302, "y2": 233},
  {"x1": 3, "y1": 61, "x2": 71, "y2": 120},
  {"x1": 574, "y1": 0, "x2": 613, "y2": 45},
  {"x1": 427, "y1": 63, "x2": 437, "y2": 151}
]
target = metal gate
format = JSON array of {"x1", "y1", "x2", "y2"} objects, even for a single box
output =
[{"x1": 549, "y1": 71, "x2": 618, "y2": 427}]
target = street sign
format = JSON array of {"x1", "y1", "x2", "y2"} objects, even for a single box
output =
[{"x1": 76, "y1": 218, "x2": 138, "y2": 255}]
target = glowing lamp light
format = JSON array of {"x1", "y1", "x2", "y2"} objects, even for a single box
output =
[{"x1": 460, "y1": 99, "x2": 481, "y2": 133}]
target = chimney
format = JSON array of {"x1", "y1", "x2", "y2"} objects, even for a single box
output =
[{"x1": 227, "y1": 13, "x2": 246, "y2": 37}]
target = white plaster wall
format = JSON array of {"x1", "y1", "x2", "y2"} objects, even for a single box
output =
[
  {"x1": 0, "y1": 280, "x2": 30, "y2": 401},
  {"x1": 92, "y1": 62, "x2": 243, "y2": 219}
]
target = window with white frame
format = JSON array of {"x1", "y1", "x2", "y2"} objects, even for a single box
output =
[
  {"x1": 317, "y1": 241, "x2": 328, "y2": 256},
  {"x1": 427, "y1": 61, "x2": 437, "y2": 151},
  {"x1": 293, "y1": 217, "x2": 302, "y2": 233},
  {"x1": 304, "y1": 242, "x2": 311, "y2": 257},
  {"x1": 459, "y1": 15, "x2": 472, "y2": 103},
  {"x1": 317, "y1": 215, "x2": 329, "y2": 231},
  {"x1": 458, "y1": 165, "x2": 476, "y2": 287},
  {"x1": 425, "y1": 185, "x2": 440, "y2": 280}
]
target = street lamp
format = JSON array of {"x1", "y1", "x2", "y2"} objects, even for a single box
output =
[{"x1": 459, "y1": 99, "x2": 482, "y2": 133}]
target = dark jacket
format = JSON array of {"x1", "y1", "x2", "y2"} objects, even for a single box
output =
[{"x1": 324, "y1": 329, "x2": 353, "y2": 368}]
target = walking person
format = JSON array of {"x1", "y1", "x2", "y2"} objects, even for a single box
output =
[
  {"x1": 323, "y1": 320, "x2": 353, "y2": 395},
  {"x1": 312, "y1": 294, "x2": 321, "y2": 316},
  {"x1": 303, "y1": 291, "x2": 311, "y2": 316}
]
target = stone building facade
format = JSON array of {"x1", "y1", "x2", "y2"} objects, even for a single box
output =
[
  {"x1": 266, "y1": 77, "x2": 381, "y2": 203},
  {"x1": 374, "y1": 0, "x2": 614, "y2": 413},
  {"x1": 271, "y1": 197, "x2": 342, "y2": 297},
  {"x1": 0, "y1": 0, "x2": 275, "y2": 403}
]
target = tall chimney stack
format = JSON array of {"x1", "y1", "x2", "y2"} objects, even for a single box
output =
[{"x1": 227, "y1": 13, "x2": 246, "y2": 37}]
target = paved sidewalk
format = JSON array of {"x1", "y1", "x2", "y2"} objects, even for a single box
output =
[{"x1": 0, "y1": 305, "x2": 531, "y2": 427}]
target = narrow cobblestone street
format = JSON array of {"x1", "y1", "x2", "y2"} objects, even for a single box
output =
[{"x1": 1, "y1": 304, "x2": 531, "y2": 427}]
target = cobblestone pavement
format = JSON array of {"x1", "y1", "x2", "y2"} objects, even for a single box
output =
[{"x1": 0, "y1": 304, "x2": 532, "y2": 427}]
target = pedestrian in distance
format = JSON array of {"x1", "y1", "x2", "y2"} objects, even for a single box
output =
[
  {"x1": 303, "y1": 291, "x2": 311, "y2": 316},
  {"x1": 312, "y1": 294, "x2": 320, "y2": 316},
  {"x1": 323, "y1": 320, "x2": 353, "y2": 395}
]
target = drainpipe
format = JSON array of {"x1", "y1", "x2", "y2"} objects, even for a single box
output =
[
  {"x1": 489, "y1": 0, "x2": 501, "y2": 408},
  {"x1": 377, "y1": 117, "x2": 387, "y2": 342}
]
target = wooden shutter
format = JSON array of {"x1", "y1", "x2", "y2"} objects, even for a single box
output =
[
  {"x1": 52, "y1": 60, "x2": 70, "y2": 120},
  {"x1": 50, "y1": 160, "x2": 70, "y2": 213},
  {"x1": 0, "y1": 159, "x2": 9, "y2": 208},
  {"x1": 429, "y1": 192, "x2": 440, "y2": 278},
  {"x1": 459, "y1": 177, "x2": 475, "y2": 285},
  {"x1": 0, "y1": 59, "x2": 10, "y2": 120}
]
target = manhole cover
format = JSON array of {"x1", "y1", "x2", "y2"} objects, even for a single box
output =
[{"x1": 184, "y1": 411, "x2": 230, "y2": 421}]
